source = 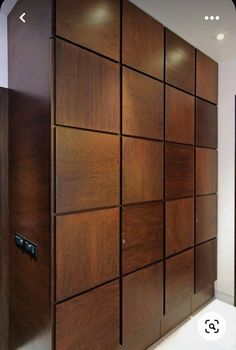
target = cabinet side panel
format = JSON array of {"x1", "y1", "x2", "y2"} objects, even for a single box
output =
[{"x1": 8, "y1": 0, "x2": 52, "y2": 349}]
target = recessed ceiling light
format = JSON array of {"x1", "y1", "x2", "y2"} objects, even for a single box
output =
[
  {"x1": 215, "y1": 16, "x2": 220, "y2": 20},
  {"x1": 216, "y1": 33, "x2": 225, "y2": 40},
  {"x1": 205, "y1": 16, "x2": 209, "y2": 20},
  {"x1": 210, "y1": 16, "x2": 214, "y2": 20}
]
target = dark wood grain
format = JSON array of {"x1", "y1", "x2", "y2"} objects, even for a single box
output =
[
  {"x1": 123, "y1": 263, "x2": 163, "y2": 350},
  {"x1": 123, "y1": 67, "x2": 164, "y2": 140},
  {"x1": 56, "y1": 0, "x2": 120, "y2": 60},
  {"x1": 165, "y1": 143, "x2": 194, "y2": 199},
  {"x1": 123, "y1": 137, "x2": 163, "y2": 204},
  {"x1": 122, "y1": 202, "x2": 163, "y2": 274},
  {"x1": 196, "y1": 239, "x2": 217, "y2": 292},
  {"x1": 0, "y1": 88, "x2": 9, "y2": 350},
  {"x1": 161, "y1": 300, "x2": 192, "y2": 336},
  {"x1": 196, "y1": 195, "x2": 217, "y2": 244},
  {"x1": 56, "y1": 208, "x2": 119, "y2": 301},
  {"x1": 196, "y1": 50, "x2": 218, "y2": 104},
  {"x1": 56, "y1": 39, "x2": 120, "y2": 133},
  {"x1": 165, "y1": 85, "x2": 195, "y2": 144},
  {"x1": 166, "y1": 249, "x2": 194, "y2": 314},
  {"x1": 8, "y1": 0, "x2": 52, "y2": 349},
  {"x1": 196, "y1": 148, "x2": 217, "y2": 195},
  {"x1": 56, "y1": 280, "x2": 120, "y2": 350},
  {"x1": 192, "y1": 283, "x2": 214, "y2": 312},
  {"x1": 196, "y1": 98, "x2": 217, "y2": 149},
  {"x1": 123, "y1": 0, "x2": 164, "y2": 79},
  {"x1": 165, "y1": 29, "x2": 195, "y2": 94},
  {"x1": 56, "y1": 127, "x2": 120, "y2": 213},
  {"x1": 166, "y1": 198, "x2": 194, "y2": 256}
]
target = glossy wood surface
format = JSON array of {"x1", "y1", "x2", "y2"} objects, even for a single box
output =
[
  {"x1": 165, "y1": 143, "x2": 194, "y2": 199},
  {"x1": 192, "y1": 283, "x2": 214, "y2": 312},
  {"x1": 56, "y1": 0, "x2": 120, "y2": 60},
  {"x1": 56, "y1": 127, "x2": 120, "y2": 213},
  {"x1": 165, "y1": 29, "x2": 195, "y2": 94},
  {"x1": 123, "y1": 263, "x2": 163, "y2": 350},
  {"x1": 56, "y1": 208, "x2": 119, "y2": 301},
  {"x1": 166, "y1": 249, "x2": 194, "y2": 314},
  {"x1": 196, "y1": 50, "x2": 218, "y2": 104},
  {"x1": 165, "y1": 86, "x2": 195, "y2": 144},
  {"x1": 123, "y1": 0, "x2": 164, "y2": 79},
  {"x1": 56, "y1": 39, "x2": 120, "y2": 133},
  {"x1": 166, "y1": 198, "x2": 194, "y2": 256},
  {"x1": 8, "y1": 0, "x2": 52, "y2": 349},
  {"x1": 196, "y1": 148, "x2": 217, "y2": 195},
  {"x1": 123, "y1": 67, "x2": 164, "y2": 140},
  {"x1": 196, "y1": 195, "x2": 217, "y2": 244},
  {"x1": 56, "y1": 280, "x2": 120, "y2": 350},
  {"x1": 196, "y1": 98, "x2": 217, "y2": 149},
  {"x1": 196, "y1": 239, "x2": 217, "y2": 292},
  {"x1": 0, "y1": 88, "x2": 9, "y2": 350},
  {"x1": 122, "y1": 202, "x2": 163, "y2": 274},
  {"x1": 123, "y1": 137, "x2": 163, "y2": 204}
]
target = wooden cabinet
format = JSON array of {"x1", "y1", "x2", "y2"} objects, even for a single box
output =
[
  {"x1": 123, "y1": 137, "x2": 163, "y2": 204},
  {"x1": 56, "y1": 208, "x2": 120, "y2": 301},
  {"x1": 165, "y1": 30, "x2": 195, "y2": 94},
  {"x1": 196, "y1": 239, "x2": 217, "y2": 292},
  {"x1": 8, "y1": 0, "x2": 218, "y2": 349},
  {"x1": 196, "y1": 148, "x2": 217, "y2": 195},
  {"x1": 56, "y1": 0, "x2": 120, "y2": 60},
  {"x1": 165, "y1": 249, "x2": 194, "y2": 314},
  {"x1": 56, "y1": 127, "x2": 120, "y2": 213},
  {"x1": 196, "y1": 195, "x2": 217, "y2": 244},
  {"x1": 56, "y1": 40, "x2": 120, "y2": 133},
  {"x1": 196, "y1": 98, "x2": 217, "y2": 149},
  {"x1": 56, "y1": 281, "x2": 120, "y2": 350},
  {"x1": 123, "y1": 263, "x2": 163, "y2": 350},
  {"x1": 123, "y1": 202, "x2": 163, "y2": 274},
  {"x1": 196, "y1": 50, "x2": 218, "y2": 104},
  {"x1": 123, "y1": 67, "x2": 164, "y2": 140},
  {"x1": 166, "y1": 198, "x2": 194, "y2": 256},
  {"x1": 123, "y1": 0, "x2": 164, "y2": 79},
  {"x1": 165, "y1": 143, "x2": 194, "y2": 199},
  {"x1": 165, "y1": 86, "x2": 195, "y2": 145}
]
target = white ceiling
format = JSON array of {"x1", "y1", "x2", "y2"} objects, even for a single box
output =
[{"x1": 130, "y1": 0, "x2": 236, "y2": 63}]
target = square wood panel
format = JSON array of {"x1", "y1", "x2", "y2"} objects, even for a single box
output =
[
  {"x1": 196, "y1": 98, "x2": 217, "y2": 149},
  {"x1": 56, "y1": 127, "x2": 120, "y2": 213},
  {"x1": 196, "y1": 195, "x2": 217, "y2": 244},
  {"x1": 122, "y1": 202, "x2": 163, "y2": 274},
  {"x1": 165, "y1": 143, "x2": 194, "y2": 199},
  {"x1": 56, "y1": 208, "x2": 119, "y2": 301},
  {"x1": 196, "y1": 50, "x2": 218, "y2": 104},
  {"x1": 192, "y1": 283, "x2": 214, "y2": 313},
  {"x1": 165, "y1": 86, "x2": 195, "y2": 145},
  {"x1": 123, "y1": 263, "x2": 163, "y2": 350},
  {"x1": 165, "y1": 29, "x2": 195, "y2": 94},
  {"x1": 196, "y1": 239, "x2": 217, "y2": 292},
  {"x1": 56, "y1": 0, "x2": 120, "y2": 60},
  {"x1": 196, "y1": 148, "x2": 217, "y2": 195},
  {"x1": 166, "y1": 249, "x2": 194, "y2": 314},
  {"x1": 123, "y1": 67, "x2": 164, "y2": 140},
  {"x1": 56, "y1": 40, "x2": 120, "y2": 133},
  {"x1": 166, "y1": 198, "x2": 194, "y2": 257},
  {"x1": 123, "y1": 137, "x2": 163, "y2": 204},
  {"x1": 56, "y1": 280, "x2": 120, "y2": 350},
  {"x1": 123, "y1": 0, "x2": 164, "y2": 79}
]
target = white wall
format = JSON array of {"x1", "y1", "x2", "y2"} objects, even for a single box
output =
[
  {"x1": 216, "y1": 59, "x2": 236, "y2": 305},
  {"x1": 0, "y1": 13, "x2": 8, "y2": 87}
]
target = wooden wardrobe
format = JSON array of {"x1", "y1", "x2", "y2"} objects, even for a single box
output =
[{"x1": 8, "y1": 1, "x2": 218, "y2": 349}]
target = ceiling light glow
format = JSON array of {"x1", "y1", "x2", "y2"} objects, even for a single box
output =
[
  {"x1": 205, "y1": 16, "x2": 209, "y2": 20},
  {"x1": 216, "y1": 33, "x2": 225, "y2": 40},
  {"x1": 215, "y1": 16, "x2": 220, "y2": 20},
  {"x1": 210, "y1": 16, "x2": 214, "y2": 20}
]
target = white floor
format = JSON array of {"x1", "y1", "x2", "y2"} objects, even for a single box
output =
[{"x1": 149, "y1": 299, "x2": 236, "y2": 350}]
